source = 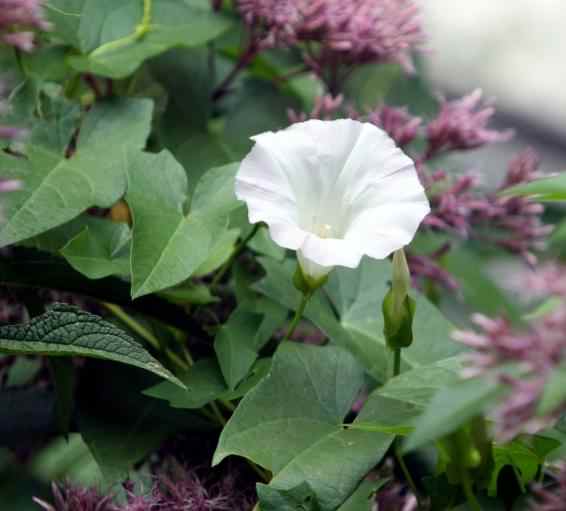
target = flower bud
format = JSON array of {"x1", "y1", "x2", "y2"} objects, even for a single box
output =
[{"x1": 382, "y1": 249, "x2": 415, "y2": 349}]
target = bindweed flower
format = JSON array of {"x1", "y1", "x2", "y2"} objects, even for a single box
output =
[{"x1": 235, "y1": 119, "x2": 430, "y2": 283}]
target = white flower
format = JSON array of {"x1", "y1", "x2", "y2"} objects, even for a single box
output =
[{"x1": 235, "y1": 119, "x2": 430, "y2": 282}]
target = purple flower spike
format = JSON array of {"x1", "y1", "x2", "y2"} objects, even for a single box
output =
[
  {"x1": 530, "y1": 467, "x2": 566, "y2": 511},
  {"x1": 367, "y1": 105, "x2": 422, "y2": 147},
  {"x1": 425, "y1": 89, "x2": 513, "y2": 159},
  {"x1": 238, "y1": 0, "x2": 423, "y2": 73}
]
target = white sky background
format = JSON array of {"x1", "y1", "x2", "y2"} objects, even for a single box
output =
[
  {"x1": 418, "y1": 0, "x2": 566, "y2": 135},
  {"x1": 416, "y1": 0, "x2": 566, "y2": 177}
]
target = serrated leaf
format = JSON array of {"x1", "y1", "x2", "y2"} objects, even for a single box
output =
[
  {"x1": 0, "y1": 98, "x2": 152, "y2": 247},
  {"x1": 213, "y1": 343, "x2": 393, "y2": 510},
  {"x1": 126, "y1": 157, "x2": 241, "y2": 298},
  {"x1": 69, "y1": 0, "x2": 234, "y2": 79},
  {"x1": 0, "y1": 304, "x2": 184, "y2": 388},
  {"x1": 60, "y1": 221, "x2": 131, "y2": 279}
]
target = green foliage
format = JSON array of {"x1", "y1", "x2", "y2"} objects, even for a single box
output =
[
  {"x1": 501, "y1": 173, "x2": 566, "y2": 202},
  {"x1": 214, "y1": 343, "x2": 394, "y2": 510},
  {"x1": 1, "y1": 2, "x2": 564, "y2": 508}
]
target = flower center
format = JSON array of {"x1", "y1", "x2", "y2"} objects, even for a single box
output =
[{"x1": 314, "y1": 223, "x2": 335, "y2": 239}]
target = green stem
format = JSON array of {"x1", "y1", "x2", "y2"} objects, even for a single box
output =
[
  {"x1": 393, "y1": 348, "x2": 401, "y2": 378},
  {"x1": 103, "y1": 302, "x2": 160, "y2": 350},
  {"x1": 394, "y1": 439, "x2": 420, "y2": 503},
  {"x1": 103, "y1": 302, "x2": 191, "y2": 371},
  {"x1": 211, "y1": 224, "x2": 260, "y2": 287},
  {"x1": 209, "y1": 401, "x2": 226, "y2": 426},
  {"x1": 282, "y1": 292, "x2": 311, "y2": 343},
  {"x1": 136, "y1": 0, "x2": 152, "y2": 37},
  {"x1": 461, "y1": 470, "x2": 482, "y2": 511},
  {"x1": 390, "y1": 347, "x2": 423, "y2": 505}
]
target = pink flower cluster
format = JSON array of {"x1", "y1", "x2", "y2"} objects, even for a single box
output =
[
  {"x1": 423, "y1": 89, "x2": 513, "y2": 160},
  {"x1": 34, "y1": 463, "x2": 253, "y2": 511},
  {"x1": 454, "y1": 264, "x2": 566, "y2": 441},
  {"x1": 530, "y1": 466, "x2": 566, "y2": 511},
  {"x1": 372, "y1": 483, "x2": 417, "y2": 511},
  {"x1": 238, "y1": 0, "x2": 423, "y2": 74},
  {"x1": 424, "y1": 149, "x2": 551, "y2": 265},
  {"x1": 0, "y1": 0, "x2": 49, "y2": 51}
]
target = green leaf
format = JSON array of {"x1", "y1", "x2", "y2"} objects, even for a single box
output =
[
  {"x1": 144, "y1": 357, "x2": 272, "y2": 409},
  {"x1": 501, "y1": 173, "x2": 566, "y2": 202},
  {"x1": 488, "y1": 436, "x2": 560, "y2": 496},
  {"x1": 344, "y1": 63, "x2": 401, "y2": 110},
  {"x1": 0, "y1": 304, "x2": 184, "y2": 388},
  {"x1": 193, "y1": 227, "x2": 240, "y2": 277},
  {"x1": 69, "y1": 0, "x2": 234, "y2": 79},
  {"x1": 174, "y1": 133, "x2": 235, "y2": 191},
  {"x1": 255, "y1": 257, "x2": 461, "y2": 381},
  {"x1": 214, "y1": 309, "x2": 265, "y2": 389},
  {"x1": 29, "y1": 85, "x2": 81, "y2": 156},
  {"x1": 403, "y1": 373, "x2": 509, "y2": 453},
  {"x1": 159, "y1": 282, "x2": 219, "y2": 306},
  {"x1": 538, "y1": 363, "x2": 566, "y2": 415},
  {"x1": 338, "y1": 479, "x2": 387, "y2": 511},
  {"x1": 223, "y1": 79, "x2": 300, "y2": 157},
  {"x1": 60, "y1": 221, "x2": 131, "y2": 279},
  {"x1": 45, "y1": 0, "x2": 86, "y2": 48},
  {"x1": 0, "y1": 98, "x2": 152, "y2": 247},
  {"x1": 79, "y1": 412, "x2": 169, "y2": 486},
  {"x1": 125, "y1": 155, "x2": 241, "y2": 298},
  {"x1": 213, "y1": 343, "x2": 393, "y2": 510},
  {"x1": 355, "y1": 357, "x2": 464, "y2": 437},
  {"x1": 257, "y1": 482, "x2": 322, "y2": 511}
]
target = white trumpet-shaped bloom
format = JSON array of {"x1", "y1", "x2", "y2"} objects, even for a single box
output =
[{"x1": 235, "y1": 119, "x2": 430, "y2": 281}]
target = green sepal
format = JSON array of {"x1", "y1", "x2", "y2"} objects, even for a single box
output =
[{"x1": 293, "y1": 264, "x2": 327, "y2": 296}]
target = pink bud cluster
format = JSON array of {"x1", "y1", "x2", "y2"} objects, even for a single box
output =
[
  {"x1": 372, "y1": 483, "x2": 417, "y2": 511},
  {"x1": 238, "y1": 0, "x2": 423, "y2": 73},
  {"x1": 0, "y1": 0, "x2": 49, "y2": 51},
  {"x1": 454, "y1": 264, "x2": 566, "y2": 441},
  {"x1": 34, "y1": 463, "x2": 254, "y2": 511},
  {"x1": 424, "y1": 149, "x2": 551, "y2": 265},
  {"x1": 424, "y1": 89, "x2": 514, "y2": 160},
  {"x1": 530, "y1": 466, "x2": 566, "y2": 511}
]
